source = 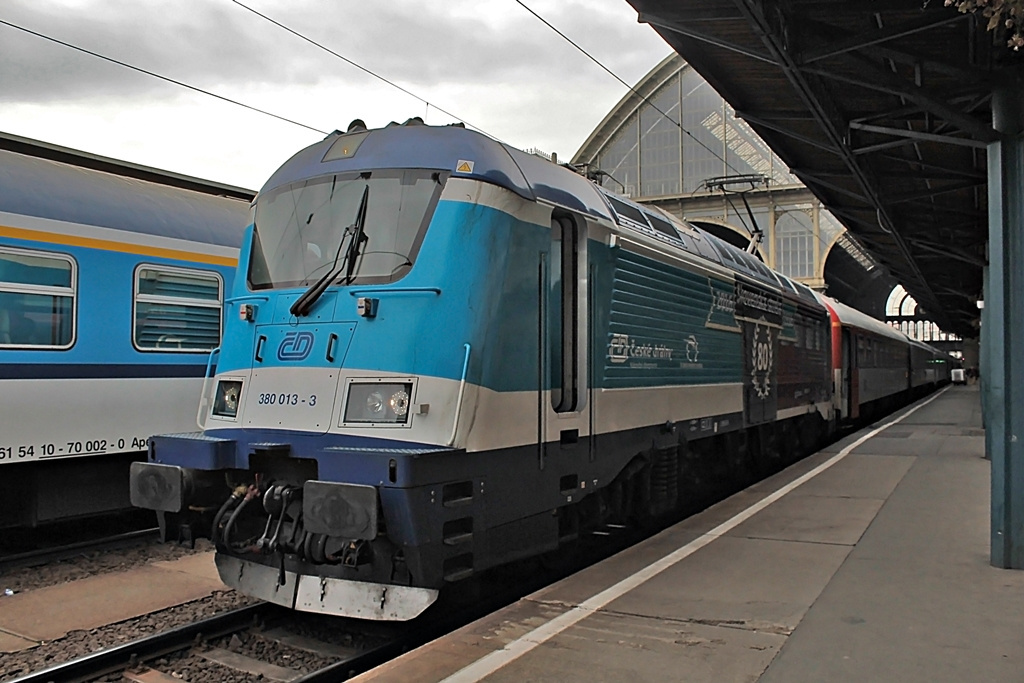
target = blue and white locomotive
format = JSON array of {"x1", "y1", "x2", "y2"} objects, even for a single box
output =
[
  {"x1": 130, "y1": 119, "x2": 928, "y2": 620},
  {"x1": 0, "y1": 132, "x2": 251, "y2": 528}
]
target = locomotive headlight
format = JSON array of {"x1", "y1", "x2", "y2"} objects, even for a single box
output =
[
  {"x1": 212, "y1": 380, "x2": 243, "y2": 418},
  {"x1": 344, "y1": 381, "x2": 414, "y2": 424},
  {"x1": 389, "y1": 389, "x2": 409, "y2": 417},
  {"x1": 366, "y1": 391, "x2": 386, "y2": 417}
]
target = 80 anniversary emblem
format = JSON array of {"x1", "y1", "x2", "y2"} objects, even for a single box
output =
[{"x1": 751, "y1": 317, "x2": 773, "y2": 399}]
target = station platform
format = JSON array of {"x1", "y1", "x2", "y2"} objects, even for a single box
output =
[
  {"x1": 0, "y1": 552, "x2": 224, "y2": 653},
  {"x1": 353, "y1": 385, "x2": 1024, "y2": 683}
]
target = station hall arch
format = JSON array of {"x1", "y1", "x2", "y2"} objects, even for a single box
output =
[{"x1": 571, "y1": 53, "x2": 897, "y2": 317}]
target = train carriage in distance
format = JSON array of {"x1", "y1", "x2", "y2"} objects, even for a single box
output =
[
  {"x1": 130, "y1": 120, "x2": 945, "y2": 621},
  {"x1": 0, "y1": 132, "x2": 251, "y2": 528},
  {"x1": 818, "y1": 295, "x2": 950, "y2": 423}
]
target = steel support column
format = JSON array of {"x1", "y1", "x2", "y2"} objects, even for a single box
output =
[{"x1": 988, "y1": 78, "x2": 1024, "y2": 568}]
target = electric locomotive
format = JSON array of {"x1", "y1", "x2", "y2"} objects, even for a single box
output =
[{"x1": 131, "y1": 119, "x2": 846, "y2": 620}]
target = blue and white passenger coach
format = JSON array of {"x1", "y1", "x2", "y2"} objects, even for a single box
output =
[
  {"x1": 132, "y1": 120, "x2": 836, "y2": 620},
  {"x1": 0, "y1": 132, "x2": 250, "y2": 527}
]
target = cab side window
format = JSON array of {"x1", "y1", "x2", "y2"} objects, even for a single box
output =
[{"x1": 0, "y1": 247, "x2": 76, "y2": 349}]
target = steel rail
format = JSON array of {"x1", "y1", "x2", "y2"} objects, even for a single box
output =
[
  {"x1": 7, "y1": 603, "x2": 274, "y2": 683},
  {"x1": 291, "y1": 636, "x2": 412, "y2": 683},
  {"x1": 0, "y1": 527, "x2": 160, "y2": 574}
]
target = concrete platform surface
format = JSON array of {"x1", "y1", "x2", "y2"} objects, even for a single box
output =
[
  {"x1": 0, "y1": 551, "x2": 224, "y2": 651},
  {"x1": 353, "y1": 385, "x2": 1024, "y2": 683}
]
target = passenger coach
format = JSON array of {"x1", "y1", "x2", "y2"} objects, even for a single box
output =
[{"x1": 0, "y1": 132, "x2": 251, "y2": 527}]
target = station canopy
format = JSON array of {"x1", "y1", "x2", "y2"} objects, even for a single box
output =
[{"x1": 624, "y1": 0, "x2": 1024, "y2": 338}]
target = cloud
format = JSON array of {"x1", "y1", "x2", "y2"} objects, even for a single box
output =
[
  {"x1": 0, "y1": 0, "x2": 348, "y2": 102},
  {"x1": 0, "y1": 0, "x2": 671, "y2": 183},
  {"x1": 0, "y1": 0, "x2": 666, "y2": 104}
]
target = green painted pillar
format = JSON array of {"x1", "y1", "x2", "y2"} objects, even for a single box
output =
[{"x1": 989, "y1": 76, "x2": 1024, "y2": 568}]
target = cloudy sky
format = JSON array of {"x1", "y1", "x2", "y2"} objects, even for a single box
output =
[{"x1": 0, "y1": 0, "x2": 671, "y2": 190}]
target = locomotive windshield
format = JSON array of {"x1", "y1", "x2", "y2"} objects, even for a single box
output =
[{"x1": 248, "y1": 169, "x2": 445, "y2": 290}]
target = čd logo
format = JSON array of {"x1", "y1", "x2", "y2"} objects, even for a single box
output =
[{"x1": 278, "y1": 331, "x2": 315, "y2": 361}]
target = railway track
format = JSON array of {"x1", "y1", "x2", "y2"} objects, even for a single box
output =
[
  {"x1": 0, "y1": 527, "x2": 160, "y2": 574},
  {"x1": 7, "y1": 602, "x2": 413, "y2": 683},
  {"x1": 4, "y1": 551, "x2": 563, "y2": 683},
  {"x1": 9, "y1": 604, "x2": 270, "y2": 683}
]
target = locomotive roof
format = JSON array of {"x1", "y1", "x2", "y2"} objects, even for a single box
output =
[
  {"x1": 0, "y1": 135, "x2": 252, "y2": 249},
  {"x1": 262, "y1": 121, "x2": 822, "y2": 303},
  {"x1": 261, "y1": 120, "x2": 618, "y2": 226}
]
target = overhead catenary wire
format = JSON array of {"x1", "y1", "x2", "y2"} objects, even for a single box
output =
[
  {"x1": 227, "y1": 0, "x2": 496, "y2": 140},
  {"x1": 512, "y1": 0, "x2": 743, "y2": 175},
  {"x1": 6, "y1": 4, "x2": 734, "y2": 171},
  {"x1": 511, "y1": 0, "x2": 870, "y2": 267},
  {"x1": 0, "y1": 18, "x2": 328, "y2": 135},
  {"x1": 512, "y1": 1, "x2": 894, "y2": 283}
]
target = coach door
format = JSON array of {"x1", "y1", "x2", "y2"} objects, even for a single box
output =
[
  {"x1": 538, "y1": 213, "x2": 589, "y2": 469},
  {"x1": 843, "y1": 328, "x2": 859, "y2": 419}
]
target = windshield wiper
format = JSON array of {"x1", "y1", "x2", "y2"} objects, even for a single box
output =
[
  {"x1": 343, "y1": 188, "x2": 370, "y2": 285},
  {"x1": 289, "y1": 184, "x2": 369, "y2": 317}
]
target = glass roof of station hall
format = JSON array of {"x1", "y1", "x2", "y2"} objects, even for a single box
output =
[
  {"x1": 571, "y1": 53, "x2": 880, "y2": 278},
  {"x1": 575, "y1": 55, "x2": 798, "y2": 198}
]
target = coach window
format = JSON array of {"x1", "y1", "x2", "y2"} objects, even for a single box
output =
[
  {"x1": 134, "y1": 265, "x2": 223, "y2": 351},
  {"x1": 0, "y1": 247, "x2": 75, "y2": 349}
]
